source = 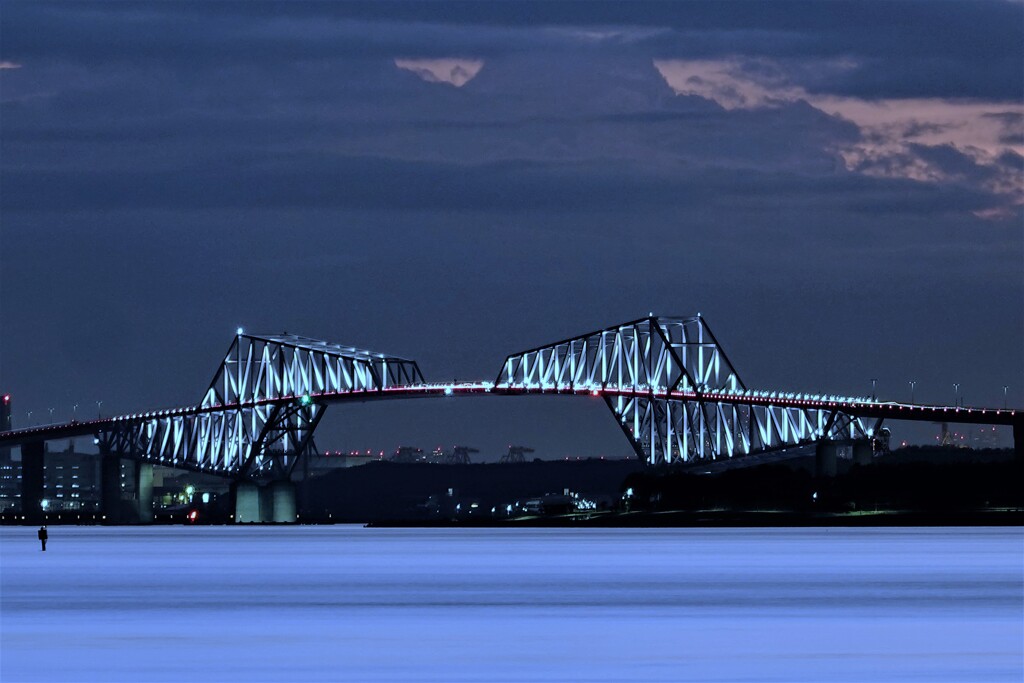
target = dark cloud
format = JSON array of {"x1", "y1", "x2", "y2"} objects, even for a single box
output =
[
  {"x1": 997, "y1": 149, "x2": 1023, "y2": 169},
  {"x1": 982, "y1": 112, "x2": 1024, "y2": 146},
  {"x1": 907, "y1": 143, "x2": 997, "y2": 183},
  {"x1": 983, "y1": 111, "x2": 1024, "y2": 125},
  {"x1": 3, "y1": 153, "x2": 995, "y2": 218},
  {"x1": 0, "y1": 2, "x2": 1021, "y2": 454},
  {"x1": 901, "y1": 121, "x2": 955, "y2": 139},
  {"x1": 3, "y1": 1, "x2": 1022, "y2": 99}
]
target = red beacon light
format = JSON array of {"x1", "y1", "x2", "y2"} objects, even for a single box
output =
[{"x1": 2, "y1": 394, "x2": 9, "y2": 403}]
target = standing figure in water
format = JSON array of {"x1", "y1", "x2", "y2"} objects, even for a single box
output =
[{"x1": 38, "y1": 525, "x2": 47, "y2": 551}]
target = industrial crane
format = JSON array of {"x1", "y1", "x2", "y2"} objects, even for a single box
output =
[
  {"x1": 445, "y1": 446, "x2": 479, "y2": 465},
  {"x1": 499, "y1": 445, "x2": 535, "y2": 464}
]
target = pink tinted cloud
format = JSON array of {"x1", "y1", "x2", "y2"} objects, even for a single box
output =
[
  {"x1": 394, "y1": 58, "x2": 484, "y2": 87},
  {"x1": 654, "y1": 58, "x2": 1023, "y2": 217}
]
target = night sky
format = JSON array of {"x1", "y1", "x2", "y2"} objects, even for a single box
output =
[{"x1": 1, "y1": 2, "x2": 1021, "y2": 458}]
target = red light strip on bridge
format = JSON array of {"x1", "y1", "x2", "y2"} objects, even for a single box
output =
[{"x1": 0, "y1": 382, "x2": 1016, "y2": 441}]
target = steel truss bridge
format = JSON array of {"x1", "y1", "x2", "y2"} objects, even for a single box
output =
[{"x1": 1, "y1": 315, "x2": 1020, "y2": 480}]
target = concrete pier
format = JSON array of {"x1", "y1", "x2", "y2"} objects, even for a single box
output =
[
  {"x1": 259, "y1": 485, "x2": 274, "y2": 523},
  {"x1": 816, "y1": 439, "x2": 875, "y2": 476},
  {"x1": 135, "y1": 462, "x2": 154, "y2": 523},
  {"x1": 21, "y1": 441, "x2": 45, "y2": 522},
  {"x1": 270, "y1": 482, "x2": 297, "y2": 523},
  {"x1": 1014, "y1": 419, "x2": 1023, "y2": 461},
  {"x1": 815, "y1": 441, "x2": 837, "y2": 478},
  {"x1": 233, "y1": 480, "x2": 297, "y2": 523},
  {"x1": 852, "y1": 440, "x2": 873, "y2": 466},
  {"x1": 234, "y1": 482, "x2": 261, "y2": 523},
  {"x1": 100, "y1": 453, "x2": 123, "y2": 523}
]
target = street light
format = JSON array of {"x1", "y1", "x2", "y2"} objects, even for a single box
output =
[
  {"x1": 953, "y1": 383, "x2": 961, "y2": 408},
  {"x1": 1004, "y1": 385, "x2": 1009, "y2": 410},
  {"x1": 48, "y1": 407, "x2": 55, "y2": 423},
  {"x1": 27, "y1": 411, "x2": 33, "y2": 426},
  {"x1": 870, "y1": 378, "x2": 878, "y2": 401},
  {"x1": 96, "y1": 400, "x2": 103, "y2": 418},
  {"x1": 72, "y1": 403, "x2": 79, "y2": 421},
  {"x1": 908, "y1": 380, "x2": 916, "y2": 405}
]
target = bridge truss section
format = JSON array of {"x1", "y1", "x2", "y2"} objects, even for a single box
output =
[
  {"x1": 98, "y1": 333, "x2": 424, "y2": 479},
  {"x1": 497, "y1": 315, "x2": 871, "y2": 465}
]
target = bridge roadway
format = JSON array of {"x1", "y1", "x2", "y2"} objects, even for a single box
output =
[{"x1": 1, "y1": 381, "x2": 1019, "y2": 450}]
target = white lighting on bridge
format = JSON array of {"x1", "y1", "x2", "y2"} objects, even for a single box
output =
[{"x1": 9, "y1": 313, "x2": 1011, "y2": 477}]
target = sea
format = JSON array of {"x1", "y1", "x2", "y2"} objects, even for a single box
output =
[{"x1": 1, "y1": 526, "x2": 1021, "y2": 682}]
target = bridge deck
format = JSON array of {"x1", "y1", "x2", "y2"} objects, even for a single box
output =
[{"x1": 0, "y1": 382, "x2": 1017, "y2": 449}]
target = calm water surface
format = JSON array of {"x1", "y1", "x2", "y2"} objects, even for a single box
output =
[{"x1": 1, "y1": 526, "x2": 1021, "y2": 682}]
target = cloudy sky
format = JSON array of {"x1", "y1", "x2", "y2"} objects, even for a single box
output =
[{"x1": 1, "y1": 1, "x2": 1021, "y2": 457}]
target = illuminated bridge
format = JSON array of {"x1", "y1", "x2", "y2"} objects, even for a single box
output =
[{"x1": 1, "y1": 315, "x2": 1019, "y2": 522}]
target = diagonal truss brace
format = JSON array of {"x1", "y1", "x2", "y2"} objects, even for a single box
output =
[
  {"x1": 93, "y1": 332, "x2": 425, "y2": 479},
  {"x1": 499, "y1": 315, "x2": 872, "y2": 465}
]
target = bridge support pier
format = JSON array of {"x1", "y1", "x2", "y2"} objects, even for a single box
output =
[
  {"x1": 135, "y1": 463, "x2": 154, "y2": 524},
  {"x1": 1014, "y1": 420, "x2": 1023, "y2": 461},
  {"x1": 817, "y1": 439, "x2": 874, "y2": 476},
  {"x1": 852, "y1": 440, "x2": 873, "y2": 466},
  {"x1": 100, "y1": 453, "x2": 123, "y2": 524},
  {"x1": 259, "y1": 485, "x2": 274, "y2": 523},
  {"x1": 270, "y1": 482, "x2": 297, "y2": 523},
  {"x1": 815, "y1": 441, "x2": 838, "y2": 478},
  {"x1": 21, "y1": 441, "x2": 45, "y2": 523},
  {"x1": 232, "y1": 481, "x2": 297, "y2": 523},
  {"x1": 234, "y1": 482, "x2": 261, "y2": 523}
]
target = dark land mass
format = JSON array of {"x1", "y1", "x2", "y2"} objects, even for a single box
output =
[
  {"x1": 302, "y1": 447, "x2": 1022, "y2": 527},
  {"x1": 302, "y1": 458, "x2": 642, "y2": 522},
  {"x1": 369, "y1": 510, "x2": 1023, "y2": 528},
  {"x1": 14, "y1": 447, "x2": 1018, "y2": 526}
]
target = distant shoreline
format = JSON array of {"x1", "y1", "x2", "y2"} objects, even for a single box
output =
[
  {"x1": 367, "y1": 509, "x2": 1024, "y2": 528},
  {"x1": 5, "y1": 448, "x2": 1018, "y2": 527},
  {"x1": 2, "y1": 510, "x2": 1020, "y2": 528}
]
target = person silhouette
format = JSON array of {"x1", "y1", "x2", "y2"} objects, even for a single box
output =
[{"x1": 38, "y1": 525, "x2": 47, "y2": 552}]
